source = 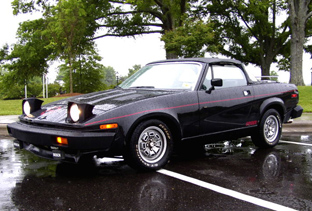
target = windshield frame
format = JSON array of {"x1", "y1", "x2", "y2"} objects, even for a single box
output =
[{"x1": 119, "y1": 62, "x2": 204, "y2": 91}]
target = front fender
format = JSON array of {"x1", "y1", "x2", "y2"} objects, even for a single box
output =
[{"x1": 124, "y1": 112, "x2": 182, "y2": 144}]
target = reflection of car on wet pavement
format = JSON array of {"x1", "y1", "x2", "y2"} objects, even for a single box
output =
[
  {"x1": 185, "y1": 139, "x2": 312, "y2": 205},
  {"x1": 3, "y1": 136, "x2": 312, "y2": 210},
  {"x1": 7, "y1": 58, "x2": 303, "y2": 170}
]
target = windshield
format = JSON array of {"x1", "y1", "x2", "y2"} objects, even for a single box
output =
[{"x1": 119, "y1": 62, "x2": 202, "y2": 90}]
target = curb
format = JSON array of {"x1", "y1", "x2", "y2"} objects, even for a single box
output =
[
  {"x1": 0, "y1": 124, "x2": 8, "y2": 129},
  {"x1": 0, "y1": 125, "x2": 9, "y2": 137},
  {"x1": 0, "y1": 115, "x2": 18, "y2": 136},
  {"x1": 282, "y1": 122, "x2": 312, "y2": 135}
]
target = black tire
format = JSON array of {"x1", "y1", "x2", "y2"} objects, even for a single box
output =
[
  {"x1": 252, "y1": 109, "x2": 282, "y2": 148},
  {"x1": 124, "y1": 119, "x2": 173, "y2": 171}
]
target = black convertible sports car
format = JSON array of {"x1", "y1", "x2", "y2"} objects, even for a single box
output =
[{"x1": 7, "y1": 58, "x2": 303, "y2": 170}]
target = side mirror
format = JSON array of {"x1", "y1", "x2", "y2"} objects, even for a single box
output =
[
  {"x1": 211, "y1": 78, "x2": 223, "y2": 87},
  {"x1": 206, "y1": 78, "x2": 223, "y2": 94}
]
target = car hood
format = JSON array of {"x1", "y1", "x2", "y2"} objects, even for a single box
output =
[
  {"x1": 64, "y1": 88, "x2": 174, "y2": 108},
  {"x1": 28, "y1": 88, "x2": 176, "y2": 124}
]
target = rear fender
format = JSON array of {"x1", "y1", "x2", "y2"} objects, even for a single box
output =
[{"x1": 259, "y1": 97, "x2": 286, "y2": 121}]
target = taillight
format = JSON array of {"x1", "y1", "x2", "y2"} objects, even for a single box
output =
[
  {"x1": 291, "y1": 93, "x2": 298, "y2": 98},
  {"x1": 291, "y1": 90, "x2": 299, "y2": 98}
]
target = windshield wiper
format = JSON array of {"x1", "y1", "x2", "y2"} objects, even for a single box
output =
[{"x1": 130, "y1": 86, "x2": 155, "y2": 89}]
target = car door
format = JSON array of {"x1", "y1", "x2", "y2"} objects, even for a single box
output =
[{"x1": 198, "y1": 63, "x2": 255, "y2": 135}]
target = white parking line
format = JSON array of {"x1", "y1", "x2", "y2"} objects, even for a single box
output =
[
  {"x1": 280, "y1": 140, "x2": 312, "y2": 147},
  {"x1": 157, "y1": 169, "x2": 297, "y2": 211}
]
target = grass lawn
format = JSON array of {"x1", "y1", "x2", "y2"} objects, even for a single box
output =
[
  {"x1": 0, "y1": 86, "x2": 311, "y2": 115},
  {"x1": 298, "y1": 86, "x2": 312, "y2": 113},
  {"x1": 0, "y1": 97, "x2": 68, "y2": 115}
]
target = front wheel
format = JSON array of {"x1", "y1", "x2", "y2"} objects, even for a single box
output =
[
  {"x1": 124, "y1": 119, "x2": 173, "y2": 171},
  {"x1": 252, "y1": 109, "x2": 282, "y2": 148}
]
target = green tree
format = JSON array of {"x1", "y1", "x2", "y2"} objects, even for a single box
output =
[
  {"x1": 201, "y1": 0, "x2": 291, "y2": 79},
  {"x1": 270, "y1": 70, "x2": 279, "y2": 82},
  {"x1": 58, "y1": 50, "x2": 105, "y2": 93},
  {"x1": 27, "y1": 76, "x2": 43, "y2": 97},
  {"x1": 0, "y1": 44, "x2": 9, "y2": 65},
  {"x1": 127, "y1": 64, "x2": 141, "y2": 77},
  {"x1": 161, "y1": 19, "x2": 216, "y2": 58},
  {"x1": 305, "y1": 44, "x2": 312, "y2": 65},
  {"x1": 11, "y1": 0, "x2": 311, "y2": 85},
  {"x1": 0, "y1": 66, "x2": 23, "y2": 99},
  {"x1": 102, "y1": 66, "x2": 116, "y2": 88},
  {"x1": 0, "y1": 18, "x2": 52, "y2": 89},
  {"x1": 95, "y1": 0, "x2": 196, "y2": 59},
  {"x1": 46, "y1": 0, "x2": 93, "y2": 93},
  {"x1": 12, "y1": 0, "x2": 200, "y2": 59},
  {"x1": 1, "y1": 0, "x2": 109, "y2": 98},
  {"x1": 0, "y1": 74, "x2": 45, "y2": 99},
  {"x1": 48, "y1": 82, "x2": 63, "y2": 97},
  {"x1": 288, "y1": 0, "x2": 312, "y2": 85}
]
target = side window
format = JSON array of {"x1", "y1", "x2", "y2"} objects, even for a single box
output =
[
  {"x1": 201, "y1": 66, "x2": 212, "y2": 90},
  {"x1": 212, "y1": 64, "x2": 247, "y2": 88}
]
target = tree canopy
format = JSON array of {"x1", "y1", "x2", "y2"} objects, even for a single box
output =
[
  {"x1": 0, "y1": 0, "x2": 310, "y2": 92},
  {"x1": 11, "y1": 0, "x2": 208, "y2": 59},
  {"x1": 198, "y1": 0, "x2": 291, "y2": 79},
  {"x1": 1, "y1": 18, "x2": 52, "y2": 85},
  {"x1": 57, "y1": 49, "x2": 106, "y2": 93},
  {"x1": 102, "y1": 66, "x2": 117, "y2": 88}
]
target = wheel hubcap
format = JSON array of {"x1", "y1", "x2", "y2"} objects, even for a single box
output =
[
  {"x1": 262, "y1": 154, "x2": 279, "y2": 178},
  {"x1": 264, "y1": 115, "x2": 279, "y2": 143},
  {"x1": 138, "y1": 126, "x2": 167, "y2": 163}
]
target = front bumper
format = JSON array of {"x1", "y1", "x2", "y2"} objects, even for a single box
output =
[{"x1": 7, "y1": 121, "x2": 121, "y2": 162}]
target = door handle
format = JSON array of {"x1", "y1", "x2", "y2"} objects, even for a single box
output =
[{"x1": 243, "y1": 90, "x2": 251, "y2": 96}]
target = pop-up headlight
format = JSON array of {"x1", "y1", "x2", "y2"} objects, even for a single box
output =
[
  {"x1": 67, "y1": 102, "x2": 94, "y2": 123},
  {"x1": 22, "y1": 98, "x2": 44, "y2": 117}
]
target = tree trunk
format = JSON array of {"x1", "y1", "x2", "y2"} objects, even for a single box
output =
[
  {"x1": 288, "y1": 0, "x2": 308, "y2": 86},
  {"x1": 260, "y1": 60, "x2": 272, "y2": 81},
  {"x1": 290, "y1": 36, "x2": 304, "y2": 85},
  {"x1": 259, "y1": 50, "x2": 274, "y2": 80},
  {"x1": 68, "y1": 59, "x2": 73, "y2": 93}
]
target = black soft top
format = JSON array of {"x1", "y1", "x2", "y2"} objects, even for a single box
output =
[{"x1": 147, "y1": 57, "x2": 242, "y2": 65}]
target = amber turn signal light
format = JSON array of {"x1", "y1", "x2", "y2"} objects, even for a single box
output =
[
  {"x1": 56, "y1": 137, "x2": 68, "y2": 145},
  {"x1": 100, "y1": 124, "x2": 118, "y2": 130}
]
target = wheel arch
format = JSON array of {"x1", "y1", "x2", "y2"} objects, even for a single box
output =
[
  {"x1": 259, "y1": 97, "x2": 286, "y2": 122},
  {"x1": 125, "y1": 113, "x2": 182, "y2": 145}
]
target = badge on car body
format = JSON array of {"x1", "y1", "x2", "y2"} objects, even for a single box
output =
[{"x1": 52, "y1": 150, "x2": 63, "y2": 160}]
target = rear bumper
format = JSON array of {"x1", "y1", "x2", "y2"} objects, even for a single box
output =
[
  {"x1": 7, "y1": 121, "x2": 122, "y2": 162},
  {"x1": 291, "y1": 105, "x2": 303, "y2": 119}
]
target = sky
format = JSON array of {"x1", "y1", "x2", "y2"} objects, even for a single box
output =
[{"x1": 0, "y1": 1, "x2": 311, "y2": 85}]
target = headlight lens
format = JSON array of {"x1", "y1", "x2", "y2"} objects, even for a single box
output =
[
  {"x1": 23, "y1": 101, "x2": 31, "y2": 116},
  {"x1": 67, "y1": 102, "x2": 94, "y2": 123},
  {"x1": 22, "y1": 98, "x2": 43, "y2": 117},
  {"x1": 69, "y1": 103, "x2": 81, "y2": 122}
]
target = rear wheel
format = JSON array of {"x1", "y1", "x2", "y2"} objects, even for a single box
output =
[
  {"x1": 124, "y1": 119, "x2": 173, "y2": 171},
  {"x1": 252, "y1": 109, "x2": 282, "y2": 148}
]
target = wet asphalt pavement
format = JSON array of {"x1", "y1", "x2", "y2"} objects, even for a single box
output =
[{"x1": 1, "y1": 134, "x2": 312, "y2": 211}]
